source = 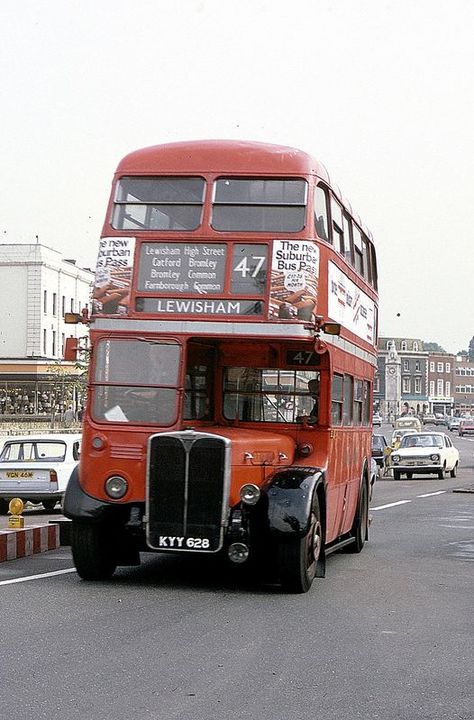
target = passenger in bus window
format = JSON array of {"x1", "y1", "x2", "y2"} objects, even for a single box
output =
[
  {"x1": 307, "y1": 377, "x2": 320, "y2": 420},
  {"x1": 296, "y1": 376, "x2": 319, "y2": 423}
]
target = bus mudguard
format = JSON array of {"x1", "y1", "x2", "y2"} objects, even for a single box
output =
[
  {"x1": 63, "y1": 466, "x2": 116, "y2": 522},
  {"x1": 265, "y1": 466, "x2": 325, "y2": 538}
]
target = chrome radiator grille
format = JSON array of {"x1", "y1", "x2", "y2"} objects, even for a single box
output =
[{"x1": 146, "y1": 431, "x2": 231, "y2": 552}]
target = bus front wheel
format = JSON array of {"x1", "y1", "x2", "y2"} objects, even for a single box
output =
[
  {"x1": 71, "y1": 522, "x2": 118, "y2": 581},
  {"x1": 277, "y1": 494, "x2": 322, "y2": 594}
]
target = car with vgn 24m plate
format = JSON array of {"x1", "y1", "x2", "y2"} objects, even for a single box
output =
[{"x1": 0, "y1": 434, "x2": 81, "y2": 513}]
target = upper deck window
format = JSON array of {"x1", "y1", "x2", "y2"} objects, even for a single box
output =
[
  {"x1": 111, "y1": 177, "x2": 205, "y2": 231},
  {"x1": 211, "y1": 178, "x2": 307, "y2": 232}
]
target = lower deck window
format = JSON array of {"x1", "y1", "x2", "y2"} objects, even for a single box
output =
[
  {"x1": 92, "y1": 338, "x2": 180, "y2": 425},
  {"x1": 223, "y1": 367, "x2": 319, "y2": 423}
]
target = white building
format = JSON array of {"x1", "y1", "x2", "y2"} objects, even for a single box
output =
[{"x1": 0, "y1": 243, "x2": 94, "y2": 417}]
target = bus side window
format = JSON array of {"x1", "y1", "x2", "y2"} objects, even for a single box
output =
[
  {"x1": 314, "y1": 185, "x2": 330, "y2": 242},
  {"x1": 353, "y1": 225, "x2": 364, "y2": 276},
  {"x1": 330, "y1": 196, "x2": 344, "y2": 256},
  {"x1": 331, "y1": 374, "x2": 343, "y2": 425},
  {"x1": 343, "y1": 213, "x2": 354, "y2": 265}
]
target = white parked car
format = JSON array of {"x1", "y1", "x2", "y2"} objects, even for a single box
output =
[
  {"x1": 0, "y1": 433, "x2": 81, "y2": 513},
  {"x1": 390, "y1": 432, "x2": 459, "y2": 480}
]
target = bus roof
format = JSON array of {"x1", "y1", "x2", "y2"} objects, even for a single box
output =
[
  {"x1": 114, "y1": 139, "x2": 372, "y2": 240},
  {"x1": 115, "y1": 139, "x2": 331, "y2": 181}
]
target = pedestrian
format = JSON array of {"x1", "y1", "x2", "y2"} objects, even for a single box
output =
[{"x1": 64, "y1": 405, "x2": 75, "y2": 427}]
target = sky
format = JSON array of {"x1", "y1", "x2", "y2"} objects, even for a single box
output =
[{"x1": 1, "y1": 0, "x2": 473, "y2": 354}]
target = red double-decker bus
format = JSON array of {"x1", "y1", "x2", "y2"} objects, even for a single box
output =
[{"x1": 64, "y1": 140, "x2": 378, "y2": 593}]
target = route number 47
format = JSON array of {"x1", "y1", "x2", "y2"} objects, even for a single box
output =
[{"x1": 233, "y1": 256, "x2": 266, "y2": 277}]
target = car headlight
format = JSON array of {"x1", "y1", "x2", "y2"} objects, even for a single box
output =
[
  {"x1": 430, "y1": 454, "x2": 440, "y2": 462},
  {"x1": 392, "y1": 455, "x2": 400, "y2": 463},
  {"x1": 105, "y1": 475, "x2": 128, "y2": 499}
]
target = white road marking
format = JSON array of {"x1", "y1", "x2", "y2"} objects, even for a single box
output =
[
  {"x1": 0, "y1": 568, "x2": 76, "y2": 587},
  {"x1": 371, "y1": 500, "x2": 412, "y2": 510},
  {"x1": 417, "y1": 491, "x2": 447, "y2": 498},
  {"x1": 372, "y1": 489, "x2": 451, "y2": 511}
]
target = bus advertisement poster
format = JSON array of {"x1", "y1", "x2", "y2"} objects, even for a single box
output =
[
  {"x1": 92, "y1": 236, "x2": 136, "y2": 315},
  {"x1": 327, "y1": 261, "x2": 375, "y2": 343},
  {"x1": 269, "y1": 240, "x2": 319, "y2": 321}
]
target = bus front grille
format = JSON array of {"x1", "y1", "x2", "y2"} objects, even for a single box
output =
[{"x1": 146, "y1": 431, "x2": 231, "y2": 553}]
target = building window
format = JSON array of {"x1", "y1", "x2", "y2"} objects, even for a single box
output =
[
  {"x1": 401, "y1": 341, "x2": 407, "y2": 351},
  {"x1": 403, "y1": 360, "x2": 409, "y2": 371},
  {"x1": 52, "y1": 331, "x2": 56, "y2": 357},
  {"x1": 70, "y1": 298, "x2": 74, "y2": 313},
  {"x1": 430, "y1": 361, "x2": 435, "y2": 372},
  {"x1": 403, "y1": 377, "x2": 410, "y2": 393},
  {"x1": 374, "y1": 376, "x2": 380, "y2": 393},
  {"x1": 43, "y1": 290, "x2": 47, "y2": 314},
  {"x1": 413, "y1": 341, "x2": 419, "y2": 351},
  {"x1": 429, "y1": 380, "x2": 435, "y2": 395},
  {"x1": 62, "y1": 296, "x2": 66, "y2": 317},
  {"x1": 445, "y1": 381, "x2": 450, "y2": 396},
  {"x1": 43, "y1": 329, "x2": 47, "y2": 355},
  {"x1": 437, "y1": 379, "x2": 443, "y2": 396},
  {"x1": 445, "y1": 362, "x2": 451, "y2": 372},
  {"x1": 437, "y1": 362, "x2": 443, "y2": 373},
  {"x1": 415, "y1": 377, "x2": 421, "y2": 393},
  {"x1": 52, "y1": 293, "x2": 57, "y2": 316},
  {"x1": 415, "y1": 361, "x2": 420, "y2": 371}
]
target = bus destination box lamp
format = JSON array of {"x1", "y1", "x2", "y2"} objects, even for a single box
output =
[{"x1": 306, "y1": 315, "x2": 341, "y2": 354}]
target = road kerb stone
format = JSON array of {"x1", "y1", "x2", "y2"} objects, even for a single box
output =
[{"x1": 0, "y1": 524, "x2": 59, "y2": 563}]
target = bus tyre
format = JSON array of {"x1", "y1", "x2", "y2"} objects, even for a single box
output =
[
  {"x1": 71, "y1": 522, "x2": 117, "y2": 581},
  {"x1": 347, "y1": 480, "x2": 368, "y2": 554},
  {"x1": 277, "y1": 494, "x2": 322, "y2": 594}
]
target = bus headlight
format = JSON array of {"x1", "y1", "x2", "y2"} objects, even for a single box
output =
[
  {"x1": 105, "y1": 475, "x2": 128, "y2": 499},
  {"x1": 240, "y1": 483, "x2": 261, "y2": 505},
  {"x1": 430, "y1": 454, "x2": 440, "y2": 462}
]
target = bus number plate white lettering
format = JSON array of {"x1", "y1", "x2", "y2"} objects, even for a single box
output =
[{"x1": 158, "y1": 536, "x2": 210, "y2": 549}]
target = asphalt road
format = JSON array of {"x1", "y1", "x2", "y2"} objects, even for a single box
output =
[{"x1": 1, "y1": 427, "x2": 473, "y2": 720}]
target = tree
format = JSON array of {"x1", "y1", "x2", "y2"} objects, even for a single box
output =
[
  {"x1": 423, "y1": 342, "x2": 446, "y2": 353},
  {"x1": 469, "y1": 336, "x2": 474, "y2": 362}
]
